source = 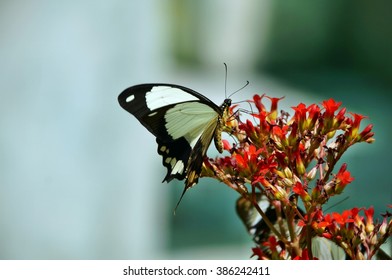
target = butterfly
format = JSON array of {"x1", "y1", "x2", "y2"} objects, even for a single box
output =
[{"x1": 118, "y1": 83, "x2": 232, "y2": 202}]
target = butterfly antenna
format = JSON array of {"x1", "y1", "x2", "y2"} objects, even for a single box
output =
[
  {"x1": 223, "y1": 63, "x2": 249, "y2": 99},
  {"x1": 224, "y1": 62, "x2": 228, "y2": 98},
  {"x1": 228, "y1": 81, "x2": 249, "y2": 99},
  {"x1": 173, "y1": 186, "x2": 188, "y2": 215}
]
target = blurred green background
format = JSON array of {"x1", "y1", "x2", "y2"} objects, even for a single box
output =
[{"x1": 0, "y1": 0, "x2": 390, "y2": 259}]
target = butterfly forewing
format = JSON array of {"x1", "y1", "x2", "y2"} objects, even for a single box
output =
[{"x1": 164, "y1": 102, "x2": 218, "y2": 146}]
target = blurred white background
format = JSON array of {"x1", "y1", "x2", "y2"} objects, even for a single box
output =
[{"x1": 0, "y1": 0, "x2": 390, "y2": 259}]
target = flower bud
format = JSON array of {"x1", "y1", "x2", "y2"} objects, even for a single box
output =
[
  {"x1": 272, "y1": 185, "x2": 288, "y2": 201},
  {"x1": 281, "y1": 177, "x2": 294, "y2": 188},
  {"x1": 327, "y1": 130, "x2": 336, "y2": 140},
  {"x1": 365, "y1": 223, "x2": 374, "y2": 234},
  {"x1": 295, "y1": 154, "x2": 306, "y2": 176},
  {"x1": 275, "y1": 169, "x2": 285, "y2": 179},
  {"x1": 379, "y1": 220, "x2": 387, "y2": 236},
  {"x1": 284, "y1": 167, "x2": 293, "y2": 179},
  {"x1": 306, "y1": 166, "x2": 317, "y2": 181},
  {"x1": 365, "y1": 137, "x2": 375, "y2": 144}
]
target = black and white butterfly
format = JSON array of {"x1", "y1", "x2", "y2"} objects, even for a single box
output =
[{"x1": 118, "y1": 83, "x2": 232, "y2": 199}]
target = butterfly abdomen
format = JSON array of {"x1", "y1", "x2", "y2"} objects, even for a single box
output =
[{"x1": 214, "y1": 98, "x2": 232, "y2": 153}]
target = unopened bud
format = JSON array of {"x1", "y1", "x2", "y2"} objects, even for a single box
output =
[
  {"x1": 281, "y1": 177, "x2": 294, "y2": 188},
  {"x1": 296, "y1": 154, "x2": 306, "y2": 176},
  {"x1": 365, "y1": 223, "x2": 374, "y2": 234},
  {"x1": 379, "y1": 220, "x2": 387, "y2": 236},
  {"x1": 275, "y1": 169, "x2": 285, "y2": 179},
  {"x1": 366, "y1": 137, "x2": 375, "y2": 143},
  {"x1": 306, "y1": 166, "x2": 317, "y2": 181},
  {"x1": 272, "y1": 185, "x2": 288, "y2": 201},
  {"x1": 284, "y1": 167, "x2": 293, "y2": 179},
  {"x1": 327, "y1": 130, "x2": 336, "y2": 140}
]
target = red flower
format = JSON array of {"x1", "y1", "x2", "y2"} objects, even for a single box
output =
[
  {"x1": 336, "y1": 169, "x2": 354, "y2": 186},
  {"x1": 292, "y1": 103, "x2": 307, "y2": 131},
  {"x1": 262, "y1": 236, "x2": 279, "y2": 253},
  {"x1": 252, "y1": 94, "x2": 267, "y2": 113},
  {"x1": 307, "y1": 103, "x2": 320, "y2": 130},
  {"x1": 359, "y1": 124, "x2": 375, "y2": 143},
  {"x1": 335, "y1": 163, "x2": 354, "y2": 193},
  {"x1": 350, "y1": 113, "x2": 367, "y2": 130},
  {"x1": 271, "y1": 125, "x2": 289, "y2": 149},
  {"x1": 322, "y1": 98, "x2": 342, "y2": 118},
  {"x1": 253, "y1": 111, "x2": 271, "y2": 132},
  {"x1": 272, "y1": 125, "x2": 288, "y2": 139},
  {"x1": 235, "y1": 145, "x2": 261, "y2": 169},
  {"x1": 297, "y1": 219, "x2": 306, "y2": 227},
  {"x1": 293, "y1": 182, "x2": 310, "y2": 202},
  {"x1": 346, "y1": 113, "x2": 368, "y2": 142},
  {"x1": 267, "y1": 96, "x2": 284, "y2": 121},
  {"x1": 335, "y1": 107, "x2": 346, "y2": 125},
  {"x1": 321, "y1": 98, "x2": 342, "y2": 132},
  {"x1": 239, "y1": 119, "x2": 256, "y2": 134},
  {"x1": 332, "y1": 210, "x2": 354, "y2": 225},
  {"x1": 251, "y1": 247, "x2": 268, "y2": 260},
  {"x1": 239, "y1": 119, "x2": 266, "y2": 147},
  {"x1": 364, "y1": 207, "x2": 375, "y2": 233}
]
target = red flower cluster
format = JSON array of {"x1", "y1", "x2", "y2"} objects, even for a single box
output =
[
  {"x1": 308, "y1": 206, "x2": 392, "y2": 259},
  {"x1": 201, "y1": 94, "x2": 390, "y2": 260}
]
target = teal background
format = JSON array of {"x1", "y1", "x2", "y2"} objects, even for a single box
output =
[{"x1": 0, "y1": 0, "x2": 390, "y2": 259}]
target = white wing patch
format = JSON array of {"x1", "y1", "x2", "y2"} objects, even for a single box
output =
[
  {"x1": 164, "y1": 157, "x2": 185, "y2": 175},
  {"x1": 145, "y1": 86, "x2": 200, "y2": 111},
  {"x1": 171, "y1": 160, "x2": 185, "y2": 175},
  {"x1": 164, "y1": 102, "x2": 218, "y2": 147},
  {"x1": 148, "y1": 111, "x2": 158, "y2": 117},
  {"x1": 125, "y1": 94, "x2": 135, "y2": 103},
  {"x1": 249, "y1": 198, "x2": 272, "y2": 235}
]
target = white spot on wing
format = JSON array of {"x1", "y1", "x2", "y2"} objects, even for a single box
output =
[
  {"x1": 145, "y1": 86, "x2": 200, "y2": 111},
  {"x1": 171, "y1": 160, "x2": 184, "y2": 175},
  {"x1": 126, "y1": 95, "x2": 135, "y2": 103},
  {"x1": 148, "y1": 112, "x2": 158, "y2": 117},
  {"x1": 258, "y1": 199, "x2": 270, "y2": 213}
]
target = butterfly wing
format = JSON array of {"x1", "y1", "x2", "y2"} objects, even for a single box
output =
[{"x1": 118, "y1": 84, "x2": 226, "y2": 189}]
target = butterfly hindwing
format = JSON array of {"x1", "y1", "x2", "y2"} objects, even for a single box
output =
[
  {"x1": 118, "y1": 83, "x2": 231, "y2": 190},
  {"x1": 157, "y1": 137, "x2": 190, "y2": 182},
  {"x1": 185, "y1": 117, "x2": 220, "y2": 187}
]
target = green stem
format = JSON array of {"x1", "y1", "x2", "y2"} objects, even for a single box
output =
[{"x1": 251, "y1": 198, "x2": 288, "y2": 244}]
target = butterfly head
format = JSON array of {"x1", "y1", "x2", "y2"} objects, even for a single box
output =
[{"x1": 221, "y1": 98, "x2": 232, "y2": 112}]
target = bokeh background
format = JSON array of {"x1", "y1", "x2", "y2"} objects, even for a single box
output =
[{"x1": 0, "y1": 0, "x2": 391, "y2": 259}]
